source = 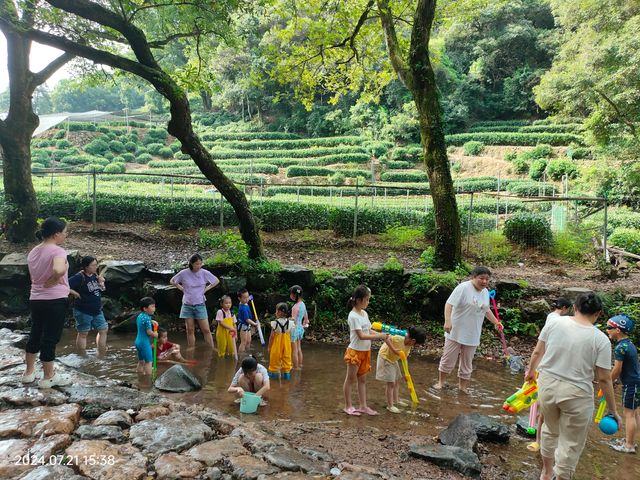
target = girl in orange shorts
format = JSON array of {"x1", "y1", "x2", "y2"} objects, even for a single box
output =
[{"x1": 343, "y1": 285, "x2": 390, "y2": 416}]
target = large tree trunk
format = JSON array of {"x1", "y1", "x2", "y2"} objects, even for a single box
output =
[
  {"x1": 0, "y1": 28, "x2": 39, "y2": 242},
  {"x1": 378, "y1": 0, "x2": 462, "y2": 268},
  {"x1": 199, "y1": 90, "x2": 212, "y2": 111}
]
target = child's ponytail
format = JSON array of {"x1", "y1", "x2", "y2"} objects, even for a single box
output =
[
  {"x1": 347, "y1": 285, "x2": 371, "y2": 311},
  {"x1": 289, "y1": 285, "x2": 302, "y2": 303}
]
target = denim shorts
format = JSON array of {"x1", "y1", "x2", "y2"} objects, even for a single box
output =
[
  {"x1": 239, "y1": 323, "x2": 252, "y2": 332},
  {"x1": 180, "y1": 303, "x2": 208, "y2": 320},
  {"x1": 74, "y1": 309, "x2": 108, "y2": 333}
]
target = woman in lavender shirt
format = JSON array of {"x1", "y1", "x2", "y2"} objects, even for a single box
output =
[{"x1": 170, "y1": 254, "x2": 219, "y2": 348}]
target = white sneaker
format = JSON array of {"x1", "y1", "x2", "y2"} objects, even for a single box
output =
[
  {"x1": 38, "y1": 373, "x2": 72, "y2": 389},
  {"x1": 386, "y1": 406, "x2": 402, "y2": 414},
  {"x1": 21, "y1": 371, "x2": 36, "y2": 384}
]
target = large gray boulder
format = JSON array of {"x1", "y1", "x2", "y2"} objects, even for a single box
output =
[
  {"x1": 280, "y1": 265, "x2": 315, "y2": 291},
  {"x1": 561, "y1": 287, "x2": 593, "y2": 302},
  {"x1": 439, "y1": 415, "x2": 478, "y2": 451},
  {"x1": 409, "y1": 443, "x2": 481, "y2": 478},
  {"x1": 154, "y1": 364, "x2": 202, "y2": 393},
  {"x1": 220, "y1": 275, "x2": 247, "y2": 295},
  {"x1": 0, "y1": 253, "x2": 29, "y2": 283},
  {"x1": 99, "y1": 260, "x2": 145, "y2": 285},
  {"x1": 466, "y1": 413, "x2": 511, "y2": 443}
]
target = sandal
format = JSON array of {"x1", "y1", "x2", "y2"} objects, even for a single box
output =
[
  {"x1": 356, "y1": 406, "x2": 379, "y2": 416},
  {"x1": 343, "y1": 407, "x2": 361, "y2": 416}
]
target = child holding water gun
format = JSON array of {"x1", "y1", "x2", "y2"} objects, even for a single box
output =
[
  {"x1": 527, "y1": 298, "x2": 573, "y2": 452},
  {"x1": 215, "y1": 295, "x2": 237, "y2": 357},
  {"x1": 134, "y1": 297, "x2": 158, "y2": 376},
  {"x1": 375, "y1": 326, "x2": 427, "y2": 413},
  {"x1": 343, "y1": 285, "x2": 390, "y2": 416},
  {"x1": 290, "y1": 285, "x2": 308, "y2": 369},
  {"x1": 237, "y1": 289, "x2": 257, "y2": 352},
  {"x1": 268, "y1": 302, "x2": 295, "y2": 379},
  {"x1": 606, "y1": 314, "x2": 640, "y2": 454}
]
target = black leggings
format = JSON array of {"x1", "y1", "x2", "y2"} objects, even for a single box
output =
[{"x1": 25, "y1": 298, "x2": 68, "y2": 362}]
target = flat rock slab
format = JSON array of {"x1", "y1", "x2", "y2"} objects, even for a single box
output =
[
  {"x1": 262, "y1": 446, "x2": 330, "y2": 474},
  {"x1": 193, "y1": 410, "x2": 241, "y2": 435},
  {"x1": 409, "y1": 443, "x2": 481, "y2": 478},
  {"x1": 99, "y1": 260, "x2": 145, "y2": 285},
  {"x1": 155, "y1": 451, "x2": 204, "y2": 480},
  {"x1": 226, "y1": 454, "x2": 279, "y2": 479},
  {"x1": 466, "y1": 413, "x2": 510, "y2": 443},
  {"x1": 0, "y1": 253, "x2": 29, "y2": 283},
  {"x1": 187, "y1": 436, "x2": 248, "y2": 466},
  {"x1": 60, "y1": 385, "x2": 159, "y2": 417},
  {"x1": 154, "y1": 364, "x2": 202, "y2": 393},
  {"x1": 135, "y1": 405, "x2": 170, "y2": 422},
  {"x1": 561, "y1": 287, "x2": 593, "y2": 302},
  {"x1": 16, "y1": 464, "x2": 85, "y2": 480},
  {"x1": 0, "y1": 386, "x2": 68, "y2": 407},
  {"x1": 231, "y1": 424, "x2": 287, "y2": 451},
  {"x1": 130, "y1": 412, "x2": 211, "y2": 454},
  {"x1": 66, "y1": 440, "x2": 146, "y2": 480},
  {"x1": 93, "y1": 410, "x2": 133, "y2": 428},
  {"x1": 76, "y1": 425, "x2": 127, "y2": 444},
  {"x1": 0, "y1": 434, "x2": 72, "y2": 479},
  {"x1": 439, "y1": 415, "x2": 478, "y2": 450},
  {"x1": 0, "y1": 403, "x2": 81, "y2": 438}
]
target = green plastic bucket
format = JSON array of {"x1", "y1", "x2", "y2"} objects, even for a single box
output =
[{"x1": 240, "y1": 392, "x2": 261, "y2": 414}]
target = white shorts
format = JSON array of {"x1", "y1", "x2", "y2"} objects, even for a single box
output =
[{"x1": 375, "y1": 354, "x2": 402, "y2": 383}]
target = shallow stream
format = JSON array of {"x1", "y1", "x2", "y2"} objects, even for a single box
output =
[{"x1": 57, "y1": 331, "x2": 640, "y2": 479}]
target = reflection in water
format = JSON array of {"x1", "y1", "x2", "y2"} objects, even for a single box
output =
[{"x1": 56, "y1": 330, "x2": 640, "y2": 480}]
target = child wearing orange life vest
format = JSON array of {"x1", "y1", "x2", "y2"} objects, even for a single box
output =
[{"x1": 268, "y1": 302, "x2": 295, "y2": 380}]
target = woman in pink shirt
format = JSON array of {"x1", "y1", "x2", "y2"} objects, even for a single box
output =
[
  {"x1": 22, "y1": 217, "x2": 72, "y2": 389},
  {"x1": 170, "y1": 254, "x2": 219, "y2": 348}
]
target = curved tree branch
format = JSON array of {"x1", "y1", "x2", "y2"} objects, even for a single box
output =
[
  {"x1": 32, "y1": 52, "x2": 74, "y2": 86},
  {"x1": 377, "y1": 0, "x2": 413, "y2": 90},
  {"x1": 594, "y1": 88, "x2": 637, "y2": 137}
]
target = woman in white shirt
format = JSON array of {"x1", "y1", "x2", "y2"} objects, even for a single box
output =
[{"x1": 435, "y1": 266, "x2": 501, "y2": 394}]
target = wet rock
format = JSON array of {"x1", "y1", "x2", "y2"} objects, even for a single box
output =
[
  {"x1": 194, "y1": 410, "x2": 241, "y2": 436},
  {"x1": 2, "y1": 329, "x2": 29, "y2": 349},
  {"x1": 225, "y1": 454, "x2": 279, "y2": 479},
  {"x1": 154, "y1": 364, "x2": 202, "y2": 393},
  {"x1": 57, "y1": 353, "x2": 97, "y2": 370},
  {"x1": 335, "y1": 462, "x2": 387, "y2": 479},
  {"x1": 76, "y1": 425, "x2": 127, "y2": 443},
  {"x1": 0, "y1": 316, "x2": 28, "y2": 330},
  {"x1": 144, "y1": 283, "x2": 182, "y2": 315},
  {"x1": 66, "y1": 440, "x2": 146, "y2": 480},
  {"x1": 280, "y1": 265, "x2": 315, "y2": 291},
  {"x1": 99, "y1": 260, "x2": 145, "y2": 285},
  {"x1": 61, "y1": 385, "x2": 160, "y2": 417},
  {"x1": 0, "y1": 356, "x2": 23, "y2": 372},
  {"x1": 0, "y1": 386, "x2": 68, "y2": 407},
  {"x1": 155, "y1": 451, "x2": 204, "y2": 479},
  {"x1": 515, "y1": 415, "x2": 537, "y2": 438},
  {"x1": 0, "y1": 434, "x2": 72, "y2": 479},
  {"x1": 561, "y1": 287, "x2": 593, "y2": 302},
  {"x1": 247, "y1": 273, "x2": 279, "y2": 292},
  {"x1": 17, "y1": 464, "x2": 85, "y2": 480},
  {"x1": 129, "y1": 412, "x2": 211, "y2": 454},
  {"x1": 409, "y1": 443, "x2": 481, "y2": 478},
  {"x1": 231, "y1": 424, "x2": 287, "y2": 451},
  {"x1": 110, "y1": 312, "x2": 138, "y2": 334},
  {"x1": 134, "y1": 405, "x2": 170, "y2": 422},
  {"x1": 145, "y1": 268, "x2": 175, "y2": 282},
  {"x1": 101, "y1": 297, "x2": 123, "y2": 321},
  {"x1": 467, "y1": 413, "x2": 511, "y2": 443},
  {"x1": 203, "y1": 467, "x2": 223, "y2": 480},
  {"x1": 94, "y1": 410, "x2": 133, "y2": 428},
  {"x1": 262, "y1": 447, "x2": 330, "y2": 474},
  {"x1": 219, "y1": 276, "x2": 246, "y2": 295},
  {"x1": 522, "y1": 299, "x2": 551, "y2": 322},
  {"x1": 0, "y1": 403, "x2": 80, "y2": 438},
  {"x1": 0, "y1": 253, "x2": 29, "y2": 283},
  {"x1": 186, "y1": 436, "x2": 248, "y2": 466},
  {"x1": 439, "y1": 415, "x2": 478, "y2": 451}
]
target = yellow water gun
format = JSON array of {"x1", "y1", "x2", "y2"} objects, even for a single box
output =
[
  {"x1": 502, "y1": 380, "x2": 538, "y2": 414},
  {"x1": 399, "y1": 351, "x2": 419, "y2": 404},
  {"x1": 594, "y1": 389, "x2": 606, "y2": 423}
]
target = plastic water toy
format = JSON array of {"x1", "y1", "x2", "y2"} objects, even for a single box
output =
[
  {"x1": 152, "y1": 323, "x2": 158, "y2": 381},
  {"x1": 399, "y1": 351, "x2": 418, "y2": 404},
  {"x1": 599, "y1": 415, "x2": 618, "y2": 435},
  {"x1": 503, "y1": 380, "x2": 538, "y2": 414},
  {"x1": 527, "y1": 401, "x2": 538, "y2": 435},
  {"x1": 371, "y1": 322, "x2": 407, "y2": 337},
  {"x1": 248, "y1": 294, "x2": 266, "y2": 346},
  {"x1": 488, "y1": 290, "x2": 509, "y2": 358},
  {"x1": 594, "y1": 389, "x2": 607, "y2": 423}
]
